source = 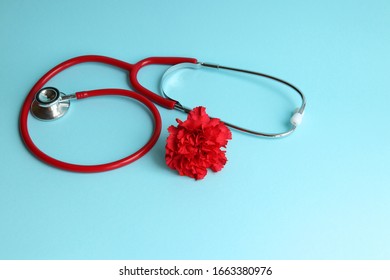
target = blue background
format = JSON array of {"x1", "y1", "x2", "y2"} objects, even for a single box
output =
[{"x1": 1, "y1": 0, "x2": 389, "y2": 259}]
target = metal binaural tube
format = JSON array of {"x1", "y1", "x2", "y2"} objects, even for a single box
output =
[{"x1": 160, "y1": 62, "x2": 306, "y2": 138}]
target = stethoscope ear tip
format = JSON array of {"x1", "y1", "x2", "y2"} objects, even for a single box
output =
[
  {"x1": 31, "y1": 87, "x2": 71, "y2": 121},
  {"x1": 290, "y1": 108, "x2": 304, "y2": 127}
]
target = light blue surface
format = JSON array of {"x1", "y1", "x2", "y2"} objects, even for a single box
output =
[{"x1": 0, "y1": 0, "x2": 389, "y2": 259}]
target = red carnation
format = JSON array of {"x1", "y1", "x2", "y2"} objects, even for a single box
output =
[{"x1": 165, "y1": 106, "x2": 232, "y2": 180}]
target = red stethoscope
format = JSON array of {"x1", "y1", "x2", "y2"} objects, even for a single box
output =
[{"x1": 20, "y1": 55, "x2": 306, "y2": 173}]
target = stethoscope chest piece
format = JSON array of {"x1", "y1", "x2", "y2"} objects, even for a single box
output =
[{"x1": 31, "y1": 87, "x2": 71, "y2": 121}]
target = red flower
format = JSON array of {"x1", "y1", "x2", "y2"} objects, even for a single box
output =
[{"x1": 165, "y1": 106, "x2": 232, "y2": 180}]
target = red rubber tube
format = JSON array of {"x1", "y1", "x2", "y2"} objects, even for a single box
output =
[
  {"x1": 20, "y1": 88, "x2": 162, "y2": 173},
  {"x1": 19, "y1": 55, "x2": 197, "y2": 172}
]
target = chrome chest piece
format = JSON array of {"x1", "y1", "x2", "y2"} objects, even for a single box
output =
[{"x1": 31, "y1": 87, "x2": 75, "y2": 121}]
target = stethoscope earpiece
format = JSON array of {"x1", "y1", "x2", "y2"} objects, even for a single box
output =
[
  {"x1": 161, "y1": 62, "x2": 306, "y2": 137},
  {"x1": 31, "y1": 87, "x2": 75, "y2": 121}
]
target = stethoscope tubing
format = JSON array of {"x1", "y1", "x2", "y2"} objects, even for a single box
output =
[
  {"x1": 20, "y1": 55, "x2": 196, "y2": 172},
  {"x1": 20, "y1": 88, "x2": 162, "y2": 172}
]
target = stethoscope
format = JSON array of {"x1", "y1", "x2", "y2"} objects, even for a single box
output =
[{"x1": 20, "y1": 55, "x2": 306, "y2": 173}]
